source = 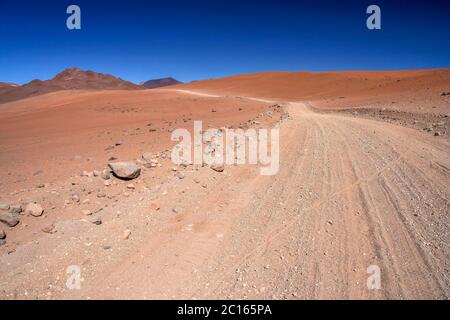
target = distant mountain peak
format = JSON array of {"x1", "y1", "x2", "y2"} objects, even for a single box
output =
[
  {"x1": 42, "y1": 68, "x2": 140, "y2": 89},
  {"x1": 59, "y1": 67, "x2": 83, "y2": 73},
  {"x1": 141, "y1": 77, "x2": 182, "y2": 89},
  {"x1": 0, "y1": 68, "x2": 142, "y2": 103},
  {"x1": 0, "y1": 82, "x2": 19, "y2": 88},
  {"x1": 53, "y1": 68, "x2": 109, "y2": 81}
]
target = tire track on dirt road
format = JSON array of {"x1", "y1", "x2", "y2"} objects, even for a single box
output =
[{"x1": 203, "y1": 99, "x2": 449, "y2": 299}]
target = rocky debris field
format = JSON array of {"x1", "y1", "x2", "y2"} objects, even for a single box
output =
[
  {"x1": 0, "y1": 100, "x2": 285, "y2": 253},
  {"x1": 337, "y1": 107, "x2": 449, "y2": 139}
]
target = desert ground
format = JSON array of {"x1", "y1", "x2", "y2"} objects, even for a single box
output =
[{"x1": 0, "y1": 69, "x2": 449, "y2": 299}]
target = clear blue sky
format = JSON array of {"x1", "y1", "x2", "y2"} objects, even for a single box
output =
[{"x1": 1, "y1": 0, "x2": 449, "y2": 84}]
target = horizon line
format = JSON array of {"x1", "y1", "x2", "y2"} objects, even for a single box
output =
[{"x1": 4, "y1": 66, "x2": 450, "y2": 86}]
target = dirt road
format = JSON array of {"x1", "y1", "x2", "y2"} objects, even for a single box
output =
[{"x1": 0, "y1": 91, "x2": 448, "y2": 299}]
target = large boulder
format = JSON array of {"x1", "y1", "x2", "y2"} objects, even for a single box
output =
[
  {"x1": 0, "y1": 212, "x2": 20, "y2": 227},
  {"x1": 25, "y1": 203, "x2": 44, "y2": 217},
  {"x1": 8, "y1": 205, "x2": 22, "y2": 214},
  {"x1": 108, "y1": 161, "x2": 141, "y2": 180}
]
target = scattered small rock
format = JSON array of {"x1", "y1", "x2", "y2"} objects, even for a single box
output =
[
  {"x1": 90, "y1": 216, "x2": 102, "y2": 225},
  {"x1": 93, "y1": 207, "x2": 103, "y2": 215},
  {"x1": 97, "y1": 191, "x2": 106, "y2": 198},
  {"x1": 150, "y1": 202, "x2": 160, "y2": 211},
  {"x1": 33, "y1": 170, "x2": 44, "y2": 176},
  {"x1": 210, "y1": 163, "x2": 224, "y2": 172},
  {"x1": 142, "y1": 152, "x2": 154, "y2": 162},
  {"x1": 81, "y1": 170, "x2": 92, "y2": 177},
  {"x1": 71, "y1": 193, "x2": 80, "y2": 203},
  {"x1": 0, "y1": 229, "x2": 6, "y2": 239},
  {"x1": 176, "y1": 172, "x2": 185, "y2": 179},
  {"x1": 0, "y1": 204, "x2": 9, "y2": 211},
  {"x1": 42, "y1": 223, "x2": 56, "y2": 234},
  {"x1": 104, "y1": 144, "x2": 115, "y2": 151},
  {"x1": 123, "y1": 229, "x2": 131, "y2": 240},
  {"x1": 101, "y1": 169, "x2": 111, "y2": 180},
  {"x1": 127, "y1": 183, "x2": 135, "y2": 190}
]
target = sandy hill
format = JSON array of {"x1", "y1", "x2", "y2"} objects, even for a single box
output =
[
  {"x1": 140, "y1": 77, "x2": 182, "y2": 89},
  {"x1": 0, "y1": 68, "x2": 142, "y2": 104},
  {"x1": 176, "y1": 69, "x2": 450, "y2": 112}
]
